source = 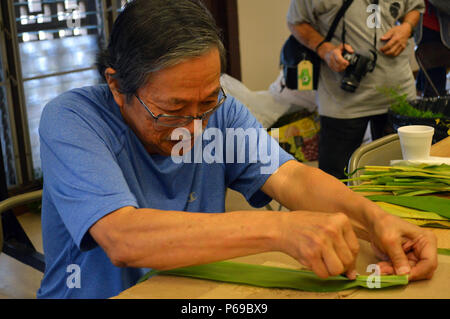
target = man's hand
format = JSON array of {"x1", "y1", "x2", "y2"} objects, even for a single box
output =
[
  {"x1": 317, "y1": 43, "x2": 355, "y2": 73},
  {"x1": 278, "y1": 211, "x2": 360, "y2": 279},
  {"x1": 261, "y1": 160, "x2": 437, "y2": 282},
  {"x1": 368, "y1": 212, "x2": 438, "y2": 281},
  {"x1": 380, "y1": 23, "x2": 412, "y2": 57}
]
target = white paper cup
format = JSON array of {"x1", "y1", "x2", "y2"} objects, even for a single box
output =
[{"x1": 397, "y1": 125, "x2": 434, "y2": 160}]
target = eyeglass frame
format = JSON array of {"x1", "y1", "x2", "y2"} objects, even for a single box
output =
[{"x1": 134, "y1": 87, "x2": 227, "y2": 128}]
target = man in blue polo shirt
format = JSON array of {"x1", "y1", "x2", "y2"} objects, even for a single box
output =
[{"x1": 37, "y1": 0, "x2": 437, "y2": 299}]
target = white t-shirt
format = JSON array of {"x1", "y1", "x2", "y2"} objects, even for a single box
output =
[{"x1": 287, "y1": 0, "x2": 425, "y2": 119}]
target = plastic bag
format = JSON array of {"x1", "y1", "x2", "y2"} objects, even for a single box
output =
[
  {"x1": 269, "y1": 71, "x2": 318, "y2": 114},
  {"x1": 220, "y1": 74, "x2": 292, "y2": 128}
]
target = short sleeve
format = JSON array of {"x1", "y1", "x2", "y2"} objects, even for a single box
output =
[
  {"x1": 39, "y1": 96, "x2": 138, "y2": 251},
  {"x1": 221, "y1": 97, "x2": 295, "y2": 208},
  {"x1": 404, "y1": 0, "x2": 425, "y2": 15},
  {"x1": 287, "y1": 0, "x2": 317, "y2": 25}
]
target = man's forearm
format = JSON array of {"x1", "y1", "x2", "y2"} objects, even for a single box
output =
[
  {"x1": 288, "y1": 22, "x2": 341, "y2": 61},
  {"x1": 401, "y1": 10, "x2": 421, "y2": 34},
  {"x1": 288, "y1": 22, "x2": 324, "y2": 53},
  {"x1": 262, "y1": 161, "x2": 382, "y2": 240},
  {"x1": 90, "y1": 207, "x2": 283, "y2": 270}
]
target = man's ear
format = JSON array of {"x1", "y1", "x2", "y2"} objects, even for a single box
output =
[{"x1": 105, "y1": 68, "x2": 125, "y2": 107}]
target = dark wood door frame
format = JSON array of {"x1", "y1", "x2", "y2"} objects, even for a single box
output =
[{"x1": 202, "y1": 0, "x2": 241, "y2": 81}]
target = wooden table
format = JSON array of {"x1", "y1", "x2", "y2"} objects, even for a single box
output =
[
  {"x1": 113, "y1": 137, "x2": 450, "y2": 299},
  {"x1": 430, "y1": 136, "x2": 450, "y2": 158}
]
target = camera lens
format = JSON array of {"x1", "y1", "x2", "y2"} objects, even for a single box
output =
[{"x1": 341, "y1": 81, "x2": 357, "y2": 93}]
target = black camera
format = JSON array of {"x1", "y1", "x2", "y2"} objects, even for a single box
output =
[{"x1": 341, "y1": 50, "x2": 377, "y2": 93}]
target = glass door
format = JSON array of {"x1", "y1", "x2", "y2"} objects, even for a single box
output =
[{"x1": 13, "y1": 0, "x2": 106, "y2": 178}]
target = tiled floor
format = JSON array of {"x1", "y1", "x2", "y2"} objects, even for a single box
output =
[{"x1": 0, "y1": 160, "x2": 317, "y2": 299}]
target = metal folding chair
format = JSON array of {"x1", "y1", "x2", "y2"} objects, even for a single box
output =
[
  {"x1": 347, "y1": 134, "x2": 402, "y2": 186},
  {"x1": 0, "y1": 190, "x2": 45, "y2": 272}
]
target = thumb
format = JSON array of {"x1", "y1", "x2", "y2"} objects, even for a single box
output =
[
  {"x1": 381, "y1": 29, "x2": 393, "y2": 41},
  {"x1": 343, "y1": 44, "x2": 354, "y2": 54},
  {"x1": 385, "y1": 240, "x2": 411, "y2": 275}
]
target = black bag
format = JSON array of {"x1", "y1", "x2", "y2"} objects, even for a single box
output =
[{"x1": 281, "y1": 0, "x2": 354, "y2": 90}]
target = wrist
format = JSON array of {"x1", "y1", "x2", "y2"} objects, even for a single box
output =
[
  {"x1": 316, "y1": 42, "x2": 335, "y2": 60},
  {"x1": 315, "y1": 40, "x2": 327, "y2": 54},
  {"x1": 402, "y1": 21, "x2": 414, "y2": 37},
  {"x1": 360, "y1": 200, "x2": 390, "y2": 235}
]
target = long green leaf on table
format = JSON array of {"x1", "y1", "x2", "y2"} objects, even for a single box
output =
[
  {"x1": 137, "y1": 261, "x2": 408, "y2": 292},
  {"x1": 438, "y1": 248, "x2": 450, "y2": 256},
  {"x1": 374, "y1": 202, "x2": 448, "y2": 221},
  {"x1": 367, "y1": 195, "x2": 450, "y2": 219}
]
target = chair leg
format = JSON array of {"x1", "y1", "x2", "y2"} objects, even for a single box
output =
[{"x1": 1, "y1": 211, "x2": 45, "y2": 273}]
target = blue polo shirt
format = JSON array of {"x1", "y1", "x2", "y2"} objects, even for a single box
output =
[{"x1": 37, "y1": 84, "x2": 294, "y2": 298}]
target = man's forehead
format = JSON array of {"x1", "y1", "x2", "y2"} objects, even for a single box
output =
[
  {"x1": 137, "y1": 48, "x2": 222, "y2": 104},
  {"x1": 141, "y1": 83, "x2": 221, "y2": 108}
]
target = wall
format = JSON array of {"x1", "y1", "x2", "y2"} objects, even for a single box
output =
[{"x1": 237, "y1": 0, "x2": 291, "y2": 91}]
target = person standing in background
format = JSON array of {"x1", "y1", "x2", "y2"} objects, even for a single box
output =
[
  {"x1": 287, "y1": 0, "x2": 425, "y2": 179},
  {"x1": 415, "y1": 0, "x2": 450, "y2": 97}
]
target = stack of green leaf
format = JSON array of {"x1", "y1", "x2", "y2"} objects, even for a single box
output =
[{"x1": 342, "y1": 164, "x2": 450, "y2": 229}]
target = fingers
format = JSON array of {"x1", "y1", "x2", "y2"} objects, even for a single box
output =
[
  {"x1": 380, "y1": 40, "x2": 405, "y2": 57},
  {"x1": 408, "y1": 232, "x2": 438, "y2": 281},
  {"x1": 371, "y1": 242, "x2": 390, "y2": 261},
  {"x1": 331, "y1": 238, "x2": 357, "y2": 279},
  {"x1": 380, "y1": 234, "x2": 411, "y2": 276},
  {"x1": 343, "y1": 44, "x2": 354, "y2": 54},
  {"x1": 324, "y1": 44, "x2": 349, "y2": 72},
  {"x1": 310, "y1": 253, "x2": 334, "y2": 279},
  {"x1": 381, "y1": 29, "x2": 393, "y2": 41},
  {"x1": 341, "y1": 216, "x2": 360, "y2": 279},
  {"x1": 380, "y1": 27, "x2": 408, "y2": 56},
  {"x1": 374, "y1": 230, "x2": 438, "y2": 281},
  {"x1": 293, "y1": 212, "x2": 359, "y2": 279},
  {"x1": 380, "y1": 39, "x2": 395, "y2": 54},
  {"x1": 329, "y1": 52, "x2": 349, "y2": 72},
  {"x1": 322, "y1": 246, "x2": 345, "y2": 277},
  {"x1": 318, "y1": 213, "x2": 359, "y2": 278},
  {"x1": 298, "y1": 246, "x2": 330, "y2": 279}
]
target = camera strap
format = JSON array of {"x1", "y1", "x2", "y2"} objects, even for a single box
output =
[{"x1": 324, "y1": 0, "x2": 355, "y2": 43}]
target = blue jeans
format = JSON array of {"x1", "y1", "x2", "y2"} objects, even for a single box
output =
[{"x1": 318, "y1": 114, "x2": 392, "y2": 180}]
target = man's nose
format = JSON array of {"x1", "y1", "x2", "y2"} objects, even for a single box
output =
[{"x1": 183, "y1": 119, "x2": 204, "y2": 137}]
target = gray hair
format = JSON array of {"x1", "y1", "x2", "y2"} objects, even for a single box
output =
[{"x1": 97, "y1": 0, "x2": 226, "y2": 99}]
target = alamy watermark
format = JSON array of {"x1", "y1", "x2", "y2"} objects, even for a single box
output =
[
  {"x1": 170, "y1": 120, "x2": 280, "y2": 175},
  {"x1": 66, "y1": 264, "x2": 81, "y2": 289},
  {"x1": 366, "y1": 264, "x2": 381, "y2": 289},
  {"x1": 367, "y1": 4, "x2": 382, "y2": 29}
]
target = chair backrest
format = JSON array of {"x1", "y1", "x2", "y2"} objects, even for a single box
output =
[{"x1": 347, "y1": 134, "x2": 402, "y2": 185}]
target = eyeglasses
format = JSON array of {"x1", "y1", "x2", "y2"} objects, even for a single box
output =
[{"x1": 135, "y1": 87, "x2": 227, "y2": 128}]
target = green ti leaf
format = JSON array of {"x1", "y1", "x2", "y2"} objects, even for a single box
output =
[
  {"x1": 137, "y1": 261, "x2": 408, "y2": 292},
  {"x1": 368, "y1": 195, "x2": 450, "y2": 219},
  {"x1": 437, "y1": 248, "x2": 450, "y2": 256}
]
